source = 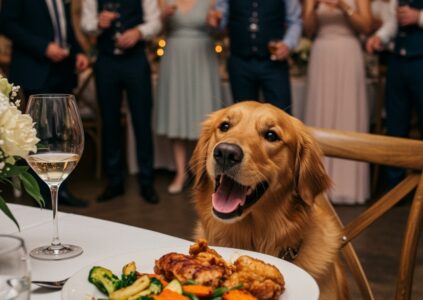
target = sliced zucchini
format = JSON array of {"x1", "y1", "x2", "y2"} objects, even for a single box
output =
[{"x1": 164, "y1": 279, "x2": 183, "y2": 294}]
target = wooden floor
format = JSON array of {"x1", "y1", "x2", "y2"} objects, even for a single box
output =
[{"x1": 9, "y1": 152, "x2": 423, "y2": 299}]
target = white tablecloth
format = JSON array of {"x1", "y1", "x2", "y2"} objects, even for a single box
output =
[{"x1": 1, "y1": 204, "x2": 191, "y2": 300}]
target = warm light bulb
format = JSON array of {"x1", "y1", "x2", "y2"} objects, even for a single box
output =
[
  {"x1": 215, "y1": 44, "x2": 223, "y2": 53},
  {"x1": 158, "y1": 39, "x2": 166, "y2": 48},
  {"x1": 157, "y1": 48, "x2": 165, "y2": 56}
]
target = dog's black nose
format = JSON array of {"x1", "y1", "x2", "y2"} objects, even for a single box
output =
[{"x1": 213, "y1": 143, "x2": 244, "y2": 169}]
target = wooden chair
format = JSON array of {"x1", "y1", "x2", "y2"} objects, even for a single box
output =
[
  {"x1": 74, "y1": 68, "x2": 102, "y2": 179},
  {"x1": 309, "y1": 127, "x2": 423, "y2": 300}
]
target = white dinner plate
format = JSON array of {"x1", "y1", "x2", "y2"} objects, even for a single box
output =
[{"x1": 62, "y1": 245, "x2": 319, "y2": 300}]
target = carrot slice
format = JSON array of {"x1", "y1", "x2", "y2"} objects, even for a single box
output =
[
  {"x1": 182, "y1": 285, "x2": 213, "y2": 297},
  {"x1": 154, "y1": 289, "x2": 190, "y2": 300}
]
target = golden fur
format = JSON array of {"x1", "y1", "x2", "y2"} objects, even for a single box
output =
[{"x1": 190, "y1": 102, "x2": 348, "y2": 300}]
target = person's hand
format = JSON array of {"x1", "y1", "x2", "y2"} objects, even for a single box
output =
[
  {"x1": 398, "y1": 6, "x2": 421, "y2": 26},
  {"x1": 45, "y1": 42, "x2": 69, "y2": 62},
  {"x1": 75, "y1": 54, "x2": 90, "y2": 72},
  {"x1": 207, "y1": 9, "x2": 223, "y2": 28},
  {"x1": 270, "y1": 42, "x2": 290, "y2": 61},
  {"x1": 116, "y1": 28, "x2": 142, "y2": 49},
  {"x1": 366, "y1": 35, "x2": 382, "y2": 54},
  {"x1": 161, "y1": 3, "x2": 177, "y2": 20},
  {"x1": 98, "y1": 10, "x2": 118, "y2": 29}
]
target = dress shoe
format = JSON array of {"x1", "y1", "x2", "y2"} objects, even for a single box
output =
[
  {"x1": 58, "y1": 189, "x2": 89, "y2": 207},
  {"x1": 140, "y1": 185, "x2": 159, "y2": 204},
  {"x1": 97, "y1": 184, "x2": 124, "y2": 202}
]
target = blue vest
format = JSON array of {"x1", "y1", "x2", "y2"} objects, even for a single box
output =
[
  {"x1": 97, "y1": 0, "x2": 145, "y2": 56},
  {"x1": 228, "y1": 0, "x2": 286, "y2": 59},
  {"x1": 395, "y1": 0, "x2": 423, "y2": 57}
]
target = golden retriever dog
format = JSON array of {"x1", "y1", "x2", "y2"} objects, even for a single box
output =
[{"x1": 190, "y1": 101, "x2": 348, "y2": 300}]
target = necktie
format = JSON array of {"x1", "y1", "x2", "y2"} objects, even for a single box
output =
[{"x1": 51, "y1": 0, "x2": 64, "y2": 46}]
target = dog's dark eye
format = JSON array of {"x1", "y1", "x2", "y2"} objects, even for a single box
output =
[
  {"x1": 264, "y1": 130, "x2": 280, "y2": 142},
  {"x1": 219, "y1": 121, "x2": 230, "y2": 132}
]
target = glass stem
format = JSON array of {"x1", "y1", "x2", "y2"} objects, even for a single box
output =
[{"x1": 50, "y1": 185, "x2": 61, "y2": 247}]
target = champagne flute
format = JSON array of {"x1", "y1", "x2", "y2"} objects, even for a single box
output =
[
  {"x1": 25, "y1": 94, "x2": 84, "y2": 260},
  {"x1": 0, "y1": 235, "x2": 31, "y2": 300},
  {"x1": 268, "y1": 39, "x2": 280, "y2": 61},
  {"x1": 103, "y1": 1, "x2": 123, "y2": 55}
]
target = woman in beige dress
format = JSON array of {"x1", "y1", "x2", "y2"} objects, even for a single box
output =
[{"x1": 303, "y1": 0, "x2": 372, "y2": 204}]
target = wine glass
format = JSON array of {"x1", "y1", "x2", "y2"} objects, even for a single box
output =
[
  {"x1": 268, "y1": 39, "x2": 280, "y2": 61},
  {"x1": 25, "y1": 94, "x2": 84, "y2": 260},
  {"x1": 103, "y1": 1, "x2": 123, "y2": 55},
  {"x1": 0, "y1": 235, "x2": 31, "y2": 300}
]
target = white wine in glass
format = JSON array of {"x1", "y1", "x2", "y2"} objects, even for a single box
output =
[{"x1": 25, "y1": 94, "x2": 84, "y2": 260}]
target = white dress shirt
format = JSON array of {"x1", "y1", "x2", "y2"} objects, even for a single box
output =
[
  {"x1": 45, "y1": 0, "x2": 67, "y2": 45},
  {"x1": 80, "y1": 0, "x2": 161, "y2": 40},
  {"x1": 376, "y1": 0, "x2": 423, "y2": 43}
]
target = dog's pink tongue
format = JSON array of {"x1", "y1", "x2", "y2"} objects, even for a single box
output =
[{"x1": 212, "y1": 176, "x2": 248, "y2": 214}]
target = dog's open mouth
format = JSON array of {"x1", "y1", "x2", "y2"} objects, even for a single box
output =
[{"x1": 212, "y1": 174, "x2": 269, "y2": 219}]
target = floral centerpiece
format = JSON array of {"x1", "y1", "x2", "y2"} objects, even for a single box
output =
[
  {"x1": 0, "y1": 75, "x2": 43, "y2": 229},
  {"x1": 289, "y1": 38, "x2": 312, "y2": 77}
]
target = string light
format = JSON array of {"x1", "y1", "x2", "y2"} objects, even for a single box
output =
[
  {"x1": 158, "y1": 39, "x2": 166, "y2": 48},
  {"x1": 156, "y1": 48, "x2": 165, "y2": 57},
  {"x1": 215, "y1": 44, "x2": 223, "y2": 54}
]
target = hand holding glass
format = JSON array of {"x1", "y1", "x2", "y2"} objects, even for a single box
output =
[
  {"x1": 0, "y1": 235, "x2": 31, "y2": 300},
  {"x1": 25, "y1": 94, "x2": 84, "y2": 260},
  {"x1": 268, "y1": 39, "x2": 280, "y2": 61}
]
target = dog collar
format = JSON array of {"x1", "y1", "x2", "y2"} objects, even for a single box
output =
[{"x1": 278, "y1": 240, "x2": 302, "y2": 261}]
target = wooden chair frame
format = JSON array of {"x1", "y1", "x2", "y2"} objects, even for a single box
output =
[
  {"x1": 74, "y1": 69, "x2": 102, "y2": 179},
  {"x1": 309, "y1": 127, "x2": 423, "y2": 300}
]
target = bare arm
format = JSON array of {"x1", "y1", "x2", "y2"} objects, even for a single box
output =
[
  {"x1": 339, "y1": 0, "x2": 372, "y2": 35},
  {"x1": 303, "y1": 0, "x2": 319, "y2": 38}
]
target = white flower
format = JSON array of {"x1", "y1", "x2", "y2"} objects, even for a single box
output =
[{"x1": 0, "y1": 105, "x2": 39, "y2": 157}]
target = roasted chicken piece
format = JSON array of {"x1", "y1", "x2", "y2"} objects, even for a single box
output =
[
  {"x1": 154, "y1": 240, "x2": 233, "y2": 288},
  {"x1": 223, "y1": 255, "x2": 285, "y2": 300},
  {"x1": 155, "y1": 240, "x2": 284, "y2": 300}
]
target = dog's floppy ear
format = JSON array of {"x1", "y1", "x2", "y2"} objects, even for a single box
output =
[
  {"x1": 294, "y1": 127, "x2": 331, "y2": 206},
  {"x1": 190, "y1": 114, "x2": 215, "y2": 189}
]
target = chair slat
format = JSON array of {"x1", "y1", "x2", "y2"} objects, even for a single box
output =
[
  {"x1": 342, "y1": 174, "x2": 419, "y2": 245},
  {"x1": 317, "y1": 195, "x2": 375, "y2": 300},
  {"x1": 309, "y1": 128, "x2": 423, "y2": 170},
  {"x1": 396, "y1": 175, "x2": 423, "y2": 300}
]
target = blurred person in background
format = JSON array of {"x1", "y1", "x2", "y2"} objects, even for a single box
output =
[
  {"x1": 367, "y1": 0, "x2": 423, "y2": 190},
  {"x1": 155, "y1": 0, "x2": 222, "y2": 194},
  {"x1": 303, "y1": 0, "x2": 372, "y2": 204},
  {"x1": 207, "y1": 0, "x2": 302, "y2": 112},
  {"x1": 81, "y1": 0, "x2": 162, "y2": 204},
  {"x1": 0, "y1": 0, "x2": 90, "y2": 207}
]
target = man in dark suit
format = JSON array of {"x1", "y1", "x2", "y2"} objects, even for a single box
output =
[
  {"x1": 81, "y1": 0, "x2": 161, "y2": 204},
  {"x1": 0, "y1": 0, "x2": 90, "y2": 207},
  {"x1": 367, "y1": 0, "x2": 423, "y2": 189},
  {"x1": 208, "y1": 0, "x2": 302, "y2": 112}
]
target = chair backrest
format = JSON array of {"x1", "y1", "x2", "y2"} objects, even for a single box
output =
[
  {"x1": 308, "y1": 127, "x2": 423, "y2": 300},
  {"x1": 73, "y1": 68, "x2": 103, "y2": 179}
]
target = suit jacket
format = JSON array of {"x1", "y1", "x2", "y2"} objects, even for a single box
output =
[{"x1": 0, "y1": 0, "x2": 82, "y2": 92}]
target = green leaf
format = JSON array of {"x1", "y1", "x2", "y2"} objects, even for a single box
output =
[
  {"x1": 2, "y1": 165, "x2": 28, "y2": 177},
  {"x1": 0, "y1": 194, "x2": 20, "y2": 230},
  {"x1": 19, "y1": 171, "x2": 45, "y2": 207}
]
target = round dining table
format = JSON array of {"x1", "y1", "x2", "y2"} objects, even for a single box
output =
[{"x1": 1, "y1": 204, "x2": 320, "y2": 300}]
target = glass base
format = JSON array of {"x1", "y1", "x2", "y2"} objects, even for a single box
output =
[{"x1": 30, "y1": 244, "x2": 83, "y2": 261}]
